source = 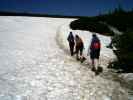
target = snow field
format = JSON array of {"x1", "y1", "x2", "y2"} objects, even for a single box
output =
[{"x1": 0, "y1": 16, "x2": 128, "y2": 100}]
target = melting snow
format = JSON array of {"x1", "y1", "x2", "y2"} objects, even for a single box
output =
[{"x1": 0, "y1": 16, "x2": 128, "y2": 100}]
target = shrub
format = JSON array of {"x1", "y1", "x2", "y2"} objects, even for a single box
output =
[{"x1": 112, "y1": 32, "x2": 133, "y2": 72}]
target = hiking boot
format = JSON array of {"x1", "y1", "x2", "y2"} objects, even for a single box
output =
[
  {"x1": 95, "y1": 70, "x2": 100, "y2": 76},
  {"x1": 95, "y1": 66, "x2": 103, "y2": 76},
  {"x1": 71, "y1": 53, "x2": 73, "y2": 56},
  {"x1": 76, "y1": 57, "x2": 80, "y2": 61},
  {"x1": 80, "y1": 57, "x2": 86, "y2": 63},
  {"x1": 91, "y1": 67, "x2": 96, "y2": 72}
]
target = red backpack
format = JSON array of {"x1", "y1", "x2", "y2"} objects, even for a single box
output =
[{"x1": 92, "y1": 41, "x2": 101, "y2": 49}]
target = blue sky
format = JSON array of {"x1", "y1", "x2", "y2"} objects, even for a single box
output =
[{"x1": 0, "y1": 0, "x2": 132, "y2": 16}]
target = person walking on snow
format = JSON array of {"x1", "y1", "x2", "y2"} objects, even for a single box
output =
[
  {"x1": 74, "y1": 34, "x2": 84, "y2": 61},
  {"x1": 67, "y1": 31, "x2": 75, "y2": 56},
  {"x1": 88, "y1": 34, "x2": 101, "y2": 72}
]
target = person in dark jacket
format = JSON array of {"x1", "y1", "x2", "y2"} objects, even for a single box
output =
[
  {"x1": 67, "y1": 32, "x2": 75, "y2": 56},
  {"x1": 89, "y1": 34, "x2": 101, "y2": 72},
  {"x1": 75, "y1": 34, "x2": 84, "y2": 60}
]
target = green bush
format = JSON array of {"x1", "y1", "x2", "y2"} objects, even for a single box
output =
[
  {"x1": 70, "y1": 18, "x2": 114, "y2": 36},
  {"x1": 70, "y1": 10, "x2": 133, "y2": 36},
  {"x1": 112, "y1": 32, "x2": 133, "y2": 72}
]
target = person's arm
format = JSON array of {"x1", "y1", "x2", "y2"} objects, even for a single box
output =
[
  {"x1": 99, "y1": 41, "x2": 101, "y2": 50},
  {"x1": 90, "y1": 40, "x2": 93, "y2": 50},
  {"x1": 67, "y1": 35, "x2": 70, "y2": 41}
]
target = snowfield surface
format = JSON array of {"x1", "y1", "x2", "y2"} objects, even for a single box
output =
[
  {"x1": 0, "y1": 16, "x2": 128, "y2": 100},
  {"x1": 57, "y1": 23, "x2": 117, "y2": 68}
]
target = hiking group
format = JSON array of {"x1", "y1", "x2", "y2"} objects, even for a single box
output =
[{"x1": 67, "y1": 31, "x2": 101, "y2": 75}]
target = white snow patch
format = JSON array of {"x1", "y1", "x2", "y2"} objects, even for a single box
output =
[{"x1": 57, "y1": 20, "x2": 116, "y2": 68}]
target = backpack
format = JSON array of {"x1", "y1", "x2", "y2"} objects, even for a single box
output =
[
  {"x1": 67, "y1": 34, "x2": 74, "y2": 43},
  {"x1": 92, "y1": 41, "x2": 101, "y2": 49}
]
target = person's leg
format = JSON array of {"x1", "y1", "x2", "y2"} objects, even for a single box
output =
[
  {"x1": 69, "y1": 43, "x2": 72, "y2": 55},
  {"x1": 79, "y1": 46, "x2": 83, "y2": 59},
  {"x1": 76, "y1": 46, "x2": 80, "y2": 60},
  {"x1": 96, "y1": 49, "x2": 100, "y2": 68},
  {"x1": 90, "y1": 51, "x2": 96, "y2": 71},
  {"x1": 90, "y1": 51, "x2": 94, "y2": 65},
  {"x1": 93, "y1": 49, "x2": 100, "y2": 69},
  {"x1": 91, "y1": 59, "x2": 96, "y2": 71},
  {"x1": 95, "y1": 58, "x2": 102, "y2": 75},
  {"x1": 92, "y1": 59, "x2": 95, "y2": 66},
  {"x1": 70, "y1": 43, "x2": 74, "y2": 56},
  {"x1": 80, "y1": 47, "x2": 86, "y2": 63},
  {"x1": 95, "y1": 49, "x2": 101, "y2": 75},
  {"x1": 94, "y1": 59, "x2": 98, "y2": 70},
  {"x1": 71, "y1": 43, "x2": 75, "y2": 56}
]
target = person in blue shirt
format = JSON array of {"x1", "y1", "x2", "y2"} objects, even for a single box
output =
[{"x1": 67, "y1": 32, "x2": 75, "y2": 56}]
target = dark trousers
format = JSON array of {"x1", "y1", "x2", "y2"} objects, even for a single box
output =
[
  {"x1": 75, "y1": 45, "x2": 83, "y2": 59},
  {"x1": 69, "y1": 42, "x2": 75, "y2": 56}
]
